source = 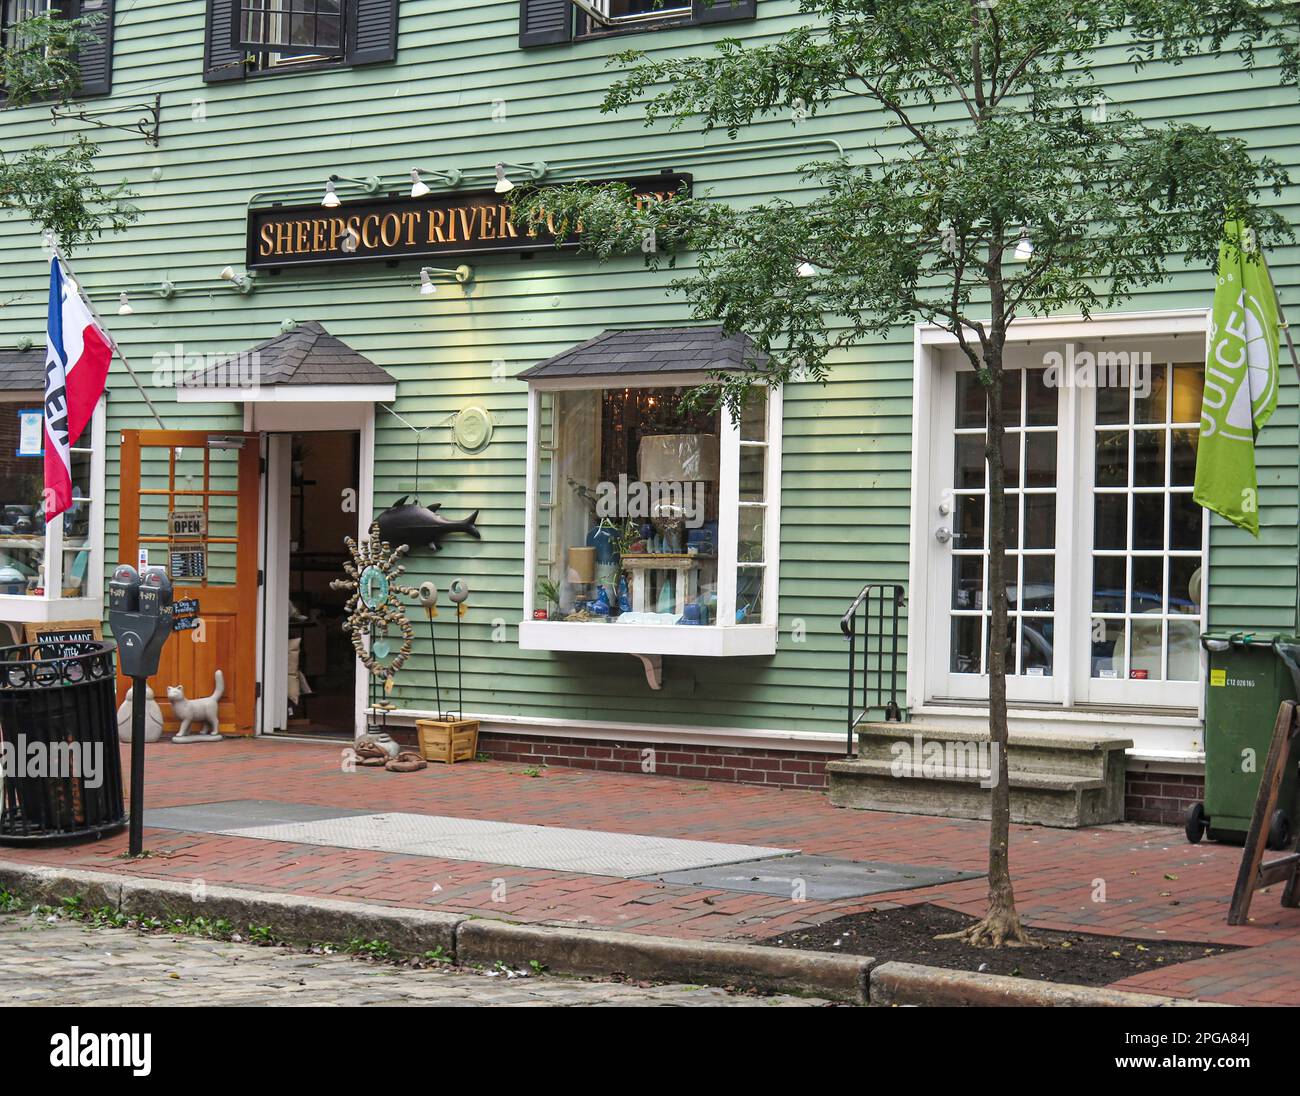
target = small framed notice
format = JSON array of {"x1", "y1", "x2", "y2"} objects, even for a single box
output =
[
  {"x1": 23, "y1": 620, "x2": 103, "y2": 658},
  {"x1": 17, "y1": 409, "x2": 42, "y2": 457}
]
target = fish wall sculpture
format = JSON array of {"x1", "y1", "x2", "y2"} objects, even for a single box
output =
[{"x1": 375, "y1": 496, "x2": 481, "y2": 552}]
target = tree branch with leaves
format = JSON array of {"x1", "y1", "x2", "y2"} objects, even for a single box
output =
[
  {"x1": 0, "y1": 11, "x2": 136, "y2": 248},
  {"x1": 516, "y1": 0, "x2": 1297, "y2": 947}
]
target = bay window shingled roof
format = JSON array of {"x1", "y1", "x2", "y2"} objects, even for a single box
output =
[
  {"x1": 0, "y1": 348, "x2": 45, "y2": 391},
  {"x1": 186, "y1": 321, "x2": 396, "y2": 387},
  {"x1": 517, "y1": 325, "x2": 767, "y2": 380}
]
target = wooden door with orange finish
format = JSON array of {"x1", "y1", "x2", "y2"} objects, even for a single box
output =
[{"x1": 117, "y1": 431, "x2": 260, "y2": 734}]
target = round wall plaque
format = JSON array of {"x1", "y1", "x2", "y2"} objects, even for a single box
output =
[{"x1": 452, "y1": 406, "x2": 493, "y2": 453}]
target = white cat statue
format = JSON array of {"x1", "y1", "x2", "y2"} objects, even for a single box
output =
[{"x1": 168, "y1": 670, "x2": 225, "y2": 741}]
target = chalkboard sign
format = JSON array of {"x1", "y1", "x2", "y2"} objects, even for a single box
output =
[{"x1": 23, "y1": 619, "x2": 104, "y2": 658}]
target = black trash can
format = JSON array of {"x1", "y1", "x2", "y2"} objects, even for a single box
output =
[{"x1": 0, "y1": 640, "x2": 125, "y2": 845}]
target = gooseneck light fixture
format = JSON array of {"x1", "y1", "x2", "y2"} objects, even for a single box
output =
[
  {"x1": 410, "y1": 167, "x2": 464, "y2": 197},
  {"x1": 117, "y1": 292, "x2": 133, "y2": 316},
  {"x1": 493, "y1": 161, "x2": 548, "y2": 195},
  {"x1": 417, "y1": 265, "x2": 474, "y2": 296},
  {"x1": 322, "y1": 173, "x2": 382, "y2": 208},
  {"x1": 219, "y1": 266, "x2": 256, "y2": 294}
]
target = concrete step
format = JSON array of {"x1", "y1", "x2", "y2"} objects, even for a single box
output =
[
  {"x1": 856, "y1": 721, "x2": 1131, "y2": 781},
  {"x1": 830, "y1": 721, "x2": 1131, "y2": 828}
]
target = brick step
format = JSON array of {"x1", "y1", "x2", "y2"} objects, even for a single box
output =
[{"x1": 826, "y1": 757, "x2": 1118, "y2": 828}]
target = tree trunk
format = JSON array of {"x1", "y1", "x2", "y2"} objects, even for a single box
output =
[{"x1": 937, "y1": 265, "x2": 1036, "y2": 949}]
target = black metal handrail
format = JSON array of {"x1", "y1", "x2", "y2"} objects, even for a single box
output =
[{"x1": 841, "y1": 584, "x2": 906, "y2": 756}]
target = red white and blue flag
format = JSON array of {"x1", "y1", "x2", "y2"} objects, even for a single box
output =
[{"x1": 45, "y1": 258, "x2": 111, "y2": 519}]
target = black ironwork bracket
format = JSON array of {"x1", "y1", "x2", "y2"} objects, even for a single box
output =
[{"x1": 50, "y1": 92, "x2": 161, "y2": 147}]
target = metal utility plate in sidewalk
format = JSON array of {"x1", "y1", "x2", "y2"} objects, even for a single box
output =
[
  {"x1": 143, "y1": 800, "x2": 797, "y2": 879},
  {"x1": 640, "y1": 854, "x2": 984, "y2": 900}
]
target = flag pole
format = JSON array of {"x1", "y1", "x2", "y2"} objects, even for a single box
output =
[{"x1": 48, "y1": 241, "x2": 166, "y2": 430}]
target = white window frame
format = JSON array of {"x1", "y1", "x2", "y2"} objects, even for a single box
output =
[
  {"x1": 908, "y1": 310, "x2": 1211, "y2": 716},
  {"x1": 588, "y1": 0, "x2": 692, "y2": 24},
  {"x1": 0, "y1": 392, "x2": 106, "y2": 624},
  {"x1": 518, "y1": 371, "x2": 781, "y2": 658}
]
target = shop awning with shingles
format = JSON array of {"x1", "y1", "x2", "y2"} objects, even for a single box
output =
[
  {"x1": 176, "y1": 320, "x2": 397, "y2": 403},
  {"x1": 0, "y1": 347, "x2": 45, "y2": 392},
  {"x1": 517, "y1": 325, "x2": 767, "y2": 381}
]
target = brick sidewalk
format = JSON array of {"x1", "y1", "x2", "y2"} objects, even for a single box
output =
[{"x1": 5, "y1": 737, "x2": 1296, "y2": 1005}]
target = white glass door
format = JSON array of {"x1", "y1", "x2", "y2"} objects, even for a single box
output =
[
  {"x1": 927, "y1": 350, "x2": 1064, "y2": 703},
  {"x1": 1074, "y1": 350, "x2": 1206, "y2": 706}
]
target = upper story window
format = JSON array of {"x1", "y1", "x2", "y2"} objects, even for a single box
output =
[
  {"x1": 235, "y1": 0, "x2": 343, "y2": 58},
  {"x1": 582, "y1": 0, "x2": 692, "y2": 30},
  {"x1": 1, "y1": 1, "x2": 113, "y2": 99},
  {"x1": 204, "y1": 0, "x2": 396, "y2": 83},
  {"x1": 520, "y1": 0, "x2": 756, "y2": 49},
  {"x1": 2, "y1": 0, "x2": 50, "y2": 54}
]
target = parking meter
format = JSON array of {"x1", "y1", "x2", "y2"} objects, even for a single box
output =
[
  {"x1": 109, "y1": 564, "x2": 175, "y2": 855},
  {"x1": 110, "y1": 565, "x2": 174, "y2": 679}
]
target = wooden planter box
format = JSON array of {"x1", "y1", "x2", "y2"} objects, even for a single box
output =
[{"x1": 415, "y1": 718, "x2": 479, "y2": 764}]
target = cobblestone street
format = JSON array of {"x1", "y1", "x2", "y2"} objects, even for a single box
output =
[{"x1": 0, "y1": 914, "x2": 826, "y2": 1007}]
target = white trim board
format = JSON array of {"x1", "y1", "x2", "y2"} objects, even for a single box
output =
[{"x1": 179, "y1": 384, "x2": 395, "y2": 405}]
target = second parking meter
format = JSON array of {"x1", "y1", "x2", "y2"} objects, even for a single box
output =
[{"x1": 109, "y1": 564, "x2": 175, "y2": 855}]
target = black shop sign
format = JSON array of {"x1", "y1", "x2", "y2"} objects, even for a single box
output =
[{"x1": 247, "y1": 174, "x2": 693, "y2": 270}]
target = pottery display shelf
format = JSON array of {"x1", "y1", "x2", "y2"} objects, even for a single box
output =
[{"x1": 620, "y1": 554, "x2": 715, "y2": 616}]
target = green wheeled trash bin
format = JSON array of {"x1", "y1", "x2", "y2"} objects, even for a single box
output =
[{"x1": 1188, "y1": 632, "x2": 1300, "y2": 849}]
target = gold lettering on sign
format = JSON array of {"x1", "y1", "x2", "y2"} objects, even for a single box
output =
[
  {"x1": 401, "y1": 211, "x2": 420, "y2": 245},
  {"x1": 259, "y1": 223, "x2": 275, "y2": 257},
  {"x1": 497, "y1": 205, "x2": 518, "y2": 238},
  {"x1": 427, "y1": 209, "x2": 447, "y2": 244},
  {"x1": 380, "y1": 212, "x2": 401, "y2": 248},
  {"x1": 312, "y1": 219, "x2": 327, "y2": 251},
  {"x1": 361, "y1": 215, "x2": 381, "y2": 249},
  {"x1": 456, "y1": 207, "x2": 474, "y2": 243},
  {"x1": 295, "y1": 220, "x2": 310, "y2": 253},
  {"x1": 328, "y1": 218, "x2": 344, "y2": 250}
]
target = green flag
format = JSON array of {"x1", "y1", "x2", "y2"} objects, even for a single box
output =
[{"x1": 1193, "y1": 221, "x2": 1280, "y2": 538}]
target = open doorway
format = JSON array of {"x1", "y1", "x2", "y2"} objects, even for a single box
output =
[{"x1": 274, "y1": 430, "x2": 359, "y2": 737}]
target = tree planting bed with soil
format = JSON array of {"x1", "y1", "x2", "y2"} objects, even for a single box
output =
[{"x1": 765, "y1": 903, "x2": 1239, "y2": 987}]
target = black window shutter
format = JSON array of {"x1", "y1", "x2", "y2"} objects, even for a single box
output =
[
  {"x1": 203, "y1": 0, "x2": 247, "y2": 83},
  {"x1": 69, "y1": 0, "x2": 114, "y2": 98},
  {"x1": 691, "y1": 0, "x2": 756, "y2": 25},
  {"x1": 519, "y1": 0, "x2": 571, "y2": 48},
  {"x1": 346, "y1": 0, "x2": 399, "y2": 65}
]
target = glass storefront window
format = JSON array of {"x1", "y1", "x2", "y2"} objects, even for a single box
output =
[
  {"x1": 534, "y1": 385, "x2": 722, "y2": 626},
  {"x1": 0, "y1": 399, "x2": 102, "y2": 605},
  {"x1": 526, "y1": 381, "x2": 777, "y2": 648}
]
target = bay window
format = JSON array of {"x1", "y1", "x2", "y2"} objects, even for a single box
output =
[
  {"x1": 520, "y1": 345, "x2": 781, "y2": 659},
  {"x1": 0, "y1": 371, "x2": 106, "y2": 624}
]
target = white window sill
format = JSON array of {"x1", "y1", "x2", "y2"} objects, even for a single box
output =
[
  {"x1": 0, "y1": 596, "x2": 103, "y2": 624},
  {"x1": 518, "y1": 619, "x2": 777, "y2": 657}
]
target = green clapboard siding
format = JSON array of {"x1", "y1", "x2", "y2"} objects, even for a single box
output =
[{"x1": 0, "y1": 2, "x2": 1297, "y2": 738}]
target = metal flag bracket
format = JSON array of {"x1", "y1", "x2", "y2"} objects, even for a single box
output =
[{"x1": 50, "y1": 93, "x2": 162, "y2": 147}]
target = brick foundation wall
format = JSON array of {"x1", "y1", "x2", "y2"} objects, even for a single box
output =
[
  {"x1": 383, "y1": 723, "x2": 1202, "y2": 823},
  {"x1": 1125, "y1": 772, "x2": 1204, "y2": 826},
  {"x1": 477, "y1": 731, "x2": 832, "y2": 790}
]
